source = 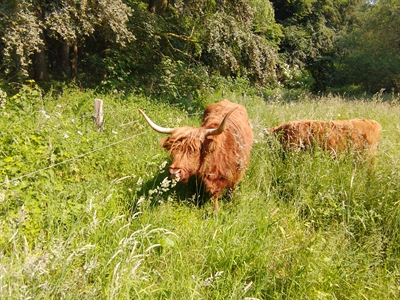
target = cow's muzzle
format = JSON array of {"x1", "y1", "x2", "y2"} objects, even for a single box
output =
[{"x1": 169, "y1": 168, "x2": 187, "y2": 182}]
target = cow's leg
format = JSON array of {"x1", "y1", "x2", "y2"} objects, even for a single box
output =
[
  {"x1": 204, "y1": 179, "x2": 224, "y2": 212},
  {"x1": 213, "y1": 198, "x2": 219, "y2": 213}
]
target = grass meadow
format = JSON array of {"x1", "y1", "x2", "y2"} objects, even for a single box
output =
[{"x1": 0, "y1": 84, "x2": 400, "y2": 299}]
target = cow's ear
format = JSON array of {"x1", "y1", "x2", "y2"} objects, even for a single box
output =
[
  {"x1": 205, "y1": 136, "x2": 217, "y2": 152},
  {"x1": 159, "y1": 137, "x2": 169, "y2": 148},
  {"x1": 208, "y1": 140, "x2": 216, "y2": 152}
]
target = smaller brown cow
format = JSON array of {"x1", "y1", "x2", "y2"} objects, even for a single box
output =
[{"x1": 265, "y1": 119, "x2": 382, "y2": 159}]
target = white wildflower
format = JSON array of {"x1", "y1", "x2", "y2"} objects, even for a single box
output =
[
  {"x1": 161, "y1": 177, "x2": 171, "y2": 188},
  {"x1": 137, "y1": 196, "x2": 145, "y2": 205},
  {"x1": 200, "y1": 271, "x2": 224, "y2": 287},
  {"x1": 39, "y1": 110, "x2": 50, "y2": 119},
  {"x1": 159, "y1": 161, "x2": 168, "y2": 171}
]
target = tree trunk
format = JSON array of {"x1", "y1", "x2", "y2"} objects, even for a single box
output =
[
  {"x1": 148, "y1": 0, "x2": 168, "y2": 13},
  {"x1": 60, "y1": 40, "x2": 70, "y2": 77},
  {"x1": 32, "y1": 5, "x2": 48, "y2": 81},
  {"x1": 33, "y1": 36, "x2": 48, "y2": 81},
  {"x1": 71, "y1": 40, "x2": 78, "y2": 77},
  {"x1": 148, "y1": 0, "x2": 156, "y2": 13}
]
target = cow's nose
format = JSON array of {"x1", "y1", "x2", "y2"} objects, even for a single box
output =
[{"x1": 169, "y1": 168, "x2": 181, "y2": 179}]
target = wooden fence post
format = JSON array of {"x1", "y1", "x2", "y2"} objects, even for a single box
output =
[{"x1": 94, "y1": 98, "x2": 105, "y2": 132}]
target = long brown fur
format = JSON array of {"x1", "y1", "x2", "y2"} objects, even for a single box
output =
[
  {"x1": 266, "y1": 119, "x2": 382, "y2": 159},
  {"x1": 159, "y1": 99, "x2": 253, "y2": 211}
]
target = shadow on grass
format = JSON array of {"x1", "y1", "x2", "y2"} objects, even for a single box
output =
[{"x1": 116, "y1": 168, "x2": 215, "y2": 215}]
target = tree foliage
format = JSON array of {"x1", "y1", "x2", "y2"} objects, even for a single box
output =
[
  {"x1": 0, "y1": 0, "x2": 399, "y2": 95},
  {"x1": 335, "y1": 0, "x2": 400, "y2": 93},
  {"x1": 271, "y1": 0, "x2": 364, "y2": 91},
  {"x1": 1, "y1": 1, "x2": 44, "y2": 77},
  {"x1": 91, "y1": 0, "x2": 282, "y2": 98},
  {"x1": 1, "y1": 0, "x2": 134, "y2": 81}
]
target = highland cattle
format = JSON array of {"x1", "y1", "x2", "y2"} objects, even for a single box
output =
[
  {"x1": 139, "y1": 99, "x2": 253, "y2": 211},
  {"x1": 265, "y1": 119, "x2": 381, "y2": 159}
]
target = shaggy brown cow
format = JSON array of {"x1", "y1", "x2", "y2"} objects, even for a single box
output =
[
  {"x1": 139, "y1": 99, "x2": 253, "y2": 212},
  {"x1": 266, "y1": 119, "x2": 382, "y2": 159}
]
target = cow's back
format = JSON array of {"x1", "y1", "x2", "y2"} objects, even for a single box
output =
[
  {"x1": 202, "y1": 99, "x2": 244, "y2": 127},
  {"x1": 268, "y1": 118, "x2": 381, "y2": 157},
  {"x1": 268, "y1": 120, "x2": 324, "y2": 150},
  {"x1": 329, "y1": 119, "x2": 382, "y2": 155}
]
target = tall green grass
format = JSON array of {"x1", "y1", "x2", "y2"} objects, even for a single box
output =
[{"x1": 1, "y1": 84, "x2": 399, "y2": 299}]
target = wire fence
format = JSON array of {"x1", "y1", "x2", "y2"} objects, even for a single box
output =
[{"x1": 0, "y1": 131, "x2": 148, "y2": 186}]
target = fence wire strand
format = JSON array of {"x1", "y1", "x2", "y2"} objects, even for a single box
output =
[{"x1": 0, "y1": 131, "x2": 148, "y2": 186}]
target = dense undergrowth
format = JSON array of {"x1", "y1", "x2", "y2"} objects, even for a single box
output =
[{"x1": 0, "y1": 83, "x2": 399, "y2": 299}]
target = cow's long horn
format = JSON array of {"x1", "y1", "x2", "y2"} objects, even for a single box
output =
[
  {"x1": 138, "y1": 109, "x2": 175, "y2": 134},
  {"x1": 205, "y1": 108, "x2": 237, "y2": 136}
]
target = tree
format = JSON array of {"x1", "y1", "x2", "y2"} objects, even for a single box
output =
[
  {"x1": 1, "y1": 0, "x2": 284, "y2": 97},
  {"x1": 336, "y1": 0, "x2": 400, "y2": 92},
  {"x1": 1, "y1": 1, "x2": 45, "y2": 80},
  {"x1": 1, "y1": 0, "x2": 133, "y2": 81},
  {"x1": 173, "y1": 0, "x2": 281, "y2": 87},
  {"x1": 270, "y1": 0, "x2": 364, "y2": 91},
  {"x1": 98, "y1": 0, "x2": 282, "y2": 96}
]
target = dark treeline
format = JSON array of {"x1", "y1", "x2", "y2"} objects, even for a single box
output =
[{"x1": 0, "y1": 0, "x2": 399, "y2": 98}]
